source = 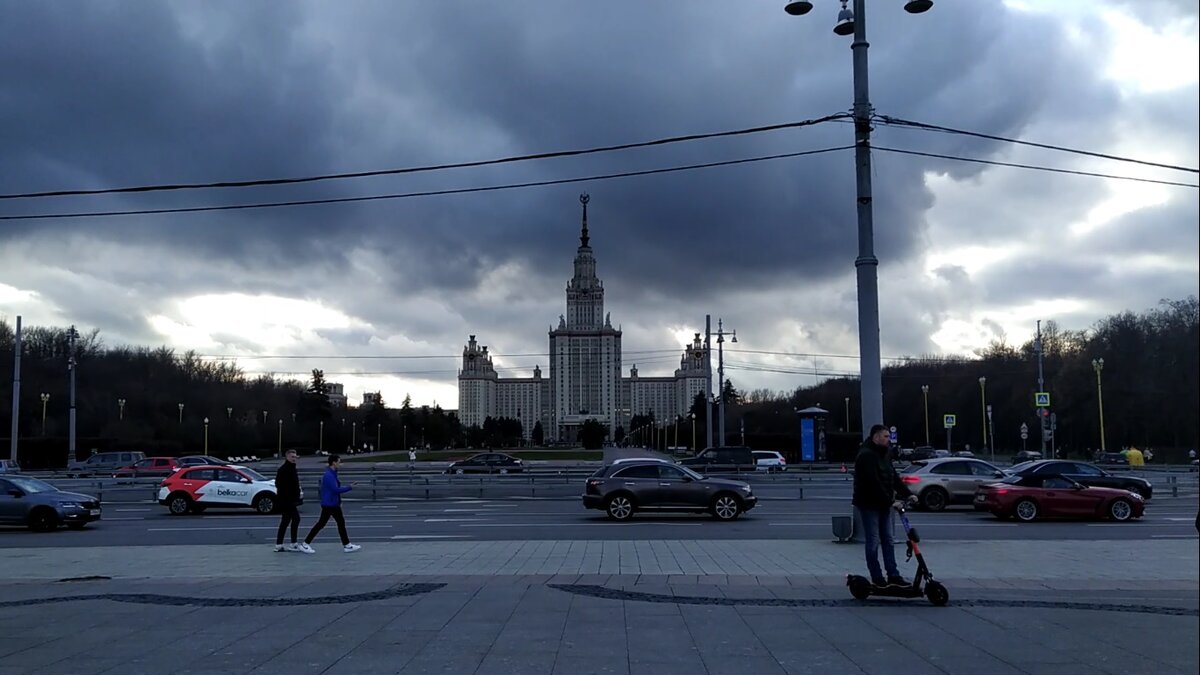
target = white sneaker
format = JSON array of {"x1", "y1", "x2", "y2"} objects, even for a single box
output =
[
  {"x1": 343, "y1": 543, "x2": 362, "y2": 553},
  {"x1": 298, "y1": 543, "x2": 316, "y2": 554},
  {"x1": 284, "y1": 543, "x2": 299, "y2": 552},
  {"x1": 273, "y1": 544, "x2": 285, "y2": 552}
]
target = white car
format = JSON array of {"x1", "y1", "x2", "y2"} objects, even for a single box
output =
[
  {"x1": 157, "y1": 465, "x2": 300, "y2": 515},
  {"x1": 753, "y1": 451, "x2": 787, "y2": 472}
]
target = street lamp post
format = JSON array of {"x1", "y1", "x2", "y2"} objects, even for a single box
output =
[
  {"x1": 277, "y1": 419, "x2": 283, "y2": 457},
  {"x1": 177, "y1": 403, "x2": 184, "y2": 424},
  {"x1": 203, "y1": 417, "x2": 209, "y2": 454},
  {"x1": 319, "y1": 420, "x2": 324, "y2": 452},
  {"x1": 262, "y1": 410, "x2": 269, "y2": 425},
  {"x1": 716, "y1": 319, "x2": 737, "y2": 446},
  {"x1": 40, "y1": 393, "x2": 49, "y2": 435},
  {"x1": 986, "y1": 404, "x2": 995, "y2": 464},
  {"x1": 844, "y1": 396, "x2": 850, "y2": 433},
  {"x1": 921, "y1": 385, "x2": 930, "y2": 445},
  {"x1": 689, "y1": 413, "x2": 696, "y2": 452},
  {"x1": 978, "y1": 376, "x2": 988, "y2": 452},
  {"x1": 118, "y1": 398, "x2": 126, "y2": 421},
  {"x1": 351, "y1": 422, "x2": 357, "y2": 449},
  {"x1": 1092, "y1": 358, "x2": 1107, "y2": 452},
  {"x1": 377, "y1": 423, "x2": 382, "y2": 453},
  {"x1": 784, "y1": 0, "x2": 934, "y2": 431},
  {"x1": 226, "y1": 406, "x2": 233, "y2": 419}
]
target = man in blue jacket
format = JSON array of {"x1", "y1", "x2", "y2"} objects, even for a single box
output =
[{"x1": 300, "y1": 454, "x2": 361, "y2": 553}]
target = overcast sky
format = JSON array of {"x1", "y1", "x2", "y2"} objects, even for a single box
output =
[{"x1": 1, "y1": 0, "x2": 1197, "y2": 409}]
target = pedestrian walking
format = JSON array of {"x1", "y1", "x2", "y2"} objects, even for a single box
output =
[
  {"x1": 301, "y1": 454, "x2": 361, "y2": 553},
  {"x1": 852, "y1": 424, "x2": 915, "y2": 587},
  {"x1": 274, "y1": 449, "x2": 303, "y2": 552},
  {"x1": 408, "y1": 449, "x2": 417, "y2": 468}
]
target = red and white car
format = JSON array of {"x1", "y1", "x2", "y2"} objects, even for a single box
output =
[{"x1": 157, "y1": 465, "x2": 299, "y2": 515}]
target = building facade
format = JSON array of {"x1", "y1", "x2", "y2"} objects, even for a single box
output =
[{"x1": 457, "y1": 195, "x2": 710, "y2": 442}]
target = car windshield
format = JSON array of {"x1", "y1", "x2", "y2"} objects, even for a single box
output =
[
  {"x1": 6, "y1": 476, "x2": 57, "y2": 494},
  {"x1": 239, "y1": 468, "x2": 268, "y2": 482}
]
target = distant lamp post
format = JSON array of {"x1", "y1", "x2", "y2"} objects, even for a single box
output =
[
  {"x1": 277, "y1": 418, "x2": 283, "y2": 457},
  {"x1": 292, "y1": 412, "x2": 297, "y2": 424},
  {"x1": 1092, "y1": 358, "x2": 1107, "y2": 452},
  {"x1": 844, "y1": 396, "x2": 851, "y2": 433},
  {"x1": 689, "y1": 412, "x2": 696, "y2": 452},
  {"x1": 978, "y1": 376, "x2": 988, "y2": 451},
  {"x1": 118, "y1": 398, "x2": 126, "y2": 421},
  {"x1": 177, "y1": 403, "x2": 184, "y2": 424},
  {"x1": 377, "y1": 423, "x2": 382, "y2": 453},
  {"x1": 262, "y1": 410, "x2": 269, "y2": 424},
  {"x1": 226, "y1": 406, "x2": 233, "y2": 419},
  {"x1": 319, "y1": 420, "x2": 325, "y2": 452},
  {"x1": 40, "y1": 393, "x2": 50, "y2": 435},
  {"x1": 351, "y1": 422, "x2": 357, "y2": 449},
  {"x1": 203, "y1": 417, "x2": 210, "y2": 454},
  {"x1": 921, "y1": 385, "x2": 930, "y2": 445}
]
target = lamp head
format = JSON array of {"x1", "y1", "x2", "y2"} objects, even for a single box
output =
[
  {"x1": 833, "y1": 5, "x2": 855, "y2": 35},
  {"x1": 784, "y1": 0, "x2": 814, "y2": 15},
  {"x1": 904, "y1": 0, "x2": 934, "y2": 14},
  {"x1": 731, "y1": 330, "x2": 738, "y2": 343},
  {"x1": 979, "y1": 376, "x2": 986, "y2": 385}
]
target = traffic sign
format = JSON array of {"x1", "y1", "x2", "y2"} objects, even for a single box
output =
[
  {"x1": 1019, "y1": 422, "x2": 1029, "y2": 433},
  {"x1": 943, "y1": 414, "x2": 956, "y2": 428},
  {"x1": 1035, "y1": 392, "x2": 1050, "y2": 407},
  {"x1": 889, "y1": 428, "x2": 898, "y2": 443}
]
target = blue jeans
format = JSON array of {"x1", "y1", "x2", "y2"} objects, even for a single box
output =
[{"x1": 857, "y1": 506, "x2": 900, "y2": 582}]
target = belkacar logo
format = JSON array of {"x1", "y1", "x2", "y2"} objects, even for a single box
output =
[{"x1": 216, "y1": 488, "x2": 248, "y2": 497}]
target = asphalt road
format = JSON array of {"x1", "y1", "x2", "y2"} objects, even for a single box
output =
[{"x1": 2, "y1": 493, "x2": 1196, "y2": 548}]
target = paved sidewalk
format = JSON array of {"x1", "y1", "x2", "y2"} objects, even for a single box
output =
[
  {"x1": 0, "y1": 573, "x2": 1195, "y2": 675},
  {"x1": 2, "y1": 539, "x2": 1197, "y2": 587}
]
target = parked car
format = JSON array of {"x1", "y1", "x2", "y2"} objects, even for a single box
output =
[
  {"x1": 1094, "y1": 452, "x2": 1129, "y2": 466},
  {"x1": 582, "y1": 460, "x2": 756, "y2": 521},
  {"x1": 900, "y1": 457, "x2": 1008, "y2": 511},
  {"x1": 953, "y1": 450, "x2": 975, "y2": 458},
  {"x1": 66, "y1": 451, "x2": 146, "y2": 478},
  {"x1": 113, "y1": 457, "x2": 183, "y2": 480},
  {"x1": 910, "y1": 446, "x2": 938, "y2": 461},
  {"x1": 0, "y1": 475, "x2": 102, "y2": 531},
  {"x1": 0, "y1": 459, "x2": 21, "y2": 474},
  {"x1": 445, "y1": 453, "x2": 525, "y2": 474},
  {"x1": 678, "y1": 446, "x2": 757, "y2": 473},
  {"x1": 1008, "y1": 460, "x2": 1153, "y2": 499},
  {"x1": 975, "y1": 474, "x2": 1144, "y2": 522},
  {"x1": 753, "y1": 450, "x2": 788, "y2": 472},
  {"x1": 158, "y1": 465, "x2": 295, "y2": 515},
  {"x1": 176, "y1": 455, "x2": 231, "y2": 468},
  {"x1": 1013, "y1": 450, "x2": 1043, "y2": 463}
]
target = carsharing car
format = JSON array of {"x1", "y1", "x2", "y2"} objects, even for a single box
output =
[
  {"x1": 582, "y1": 459, "x2": 756, "y2": 521},
  {"x1": 0, "y1": 475, "x2": 102, "y2": 531},
  {"x1": 158, "y1": 465, "x2": 298, "y2": 515}
]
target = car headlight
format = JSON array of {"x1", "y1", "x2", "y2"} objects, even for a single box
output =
[
  {"x1": 740, "y1": 485, "x2": 752, "y2": 493},
  {"x1": 59, "y1": 501, "x2": 81, "y2": 509},
  {"x1": 1129, "y1": 492, "x2": 1144, "y2": 500}
]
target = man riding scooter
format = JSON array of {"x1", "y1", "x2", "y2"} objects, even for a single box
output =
[{"x1": 853, "y1": 424, "x2": 916, "y2": 587}]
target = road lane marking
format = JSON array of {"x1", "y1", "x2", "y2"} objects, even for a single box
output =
[
  {"x1": 459, "y1": 522, "x2": 704, "y2": 528},
  {"x1": 423, "y1": 518, "x2": 492, "y2": 523},
  {"x1": 1151, "y1": 534, "x2": 1198, "y2": 538},
  {"x1": 390, "y1": 535, "x2": 471, "y2": 539},
  {"x1": 148, "y1": 525, "x2": 396, "y2": 531}
]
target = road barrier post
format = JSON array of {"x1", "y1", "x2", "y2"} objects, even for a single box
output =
[{"x1": 1169, "y1": 474, "x2": 1178, "y2": 497}]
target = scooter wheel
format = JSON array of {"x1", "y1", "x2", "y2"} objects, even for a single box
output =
[
  {"x1": 848, "y1": 576, "x2": 872, "y2": 600},
  {"x1": 925, "y1": 581, "x2": 949, "y2": 607}
]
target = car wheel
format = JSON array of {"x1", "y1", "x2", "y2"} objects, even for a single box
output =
[
  {"x1": 499, "y1": 468, "x2": 509, "y2": 475},
  {"x1": 925, "y1": 581, "x2": 950, "y2": 607},
  {"x1": 167, "y1": 493, "x2": 193, "y2": 515},
  {"x1": 455, "y1": 468, "x2": 465, "y2": 475},
  {"x1": 711, "y1": 493, "x2": 742, "y2": 521},
  {"x1": 921, "y1": 487, "x2": 949, "y2": 512},
  {"x1": 1014, "y1": 498, "x2": 1039, "y2": 522},
  {"x1": 28, "y1": 508, "x2": 59, "y2": 532},
  {"x1": 605, "y1": 494, "x2": 636, "y2": 521},
  {"x1": 1108, "y1": 498, "x2": 1133, "y2": 522},
  {"x1": 253, "y1": 493, "x2": 276, "y2": 515}
]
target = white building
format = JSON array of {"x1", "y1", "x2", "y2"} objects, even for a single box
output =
[{"x1": 458, "y1": 195, "x2": 710, "y2": 442}]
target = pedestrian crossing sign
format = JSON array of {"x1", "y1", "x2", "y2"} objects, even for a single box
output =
[
  {"x1": 1035, "y1": 392, "x2": 1050, "y2": 407},
  {"x1": 943, "y1": 414, "x2": 956, "y2": 428}
]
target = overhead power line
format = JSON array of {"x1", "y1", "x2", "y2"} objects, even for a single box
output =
[
  {"x1": 0, "y1": 146, "x2": 854, "y2": 221},
  {"x1": 873, "y1": 146, "x2": 1200, "y2": 189},
  {"x1": 875, "y1": 115, "x2": 1200, "y2": 175},
  {"x1": 0, "y1": 114, "x2": 851, "y2": 200}
]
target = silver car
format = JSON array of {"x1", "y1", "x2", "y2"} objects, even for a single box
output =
[
  {"x1": 900, "y1": 457, "x2": 1007, "y2": 511},
  {"x1": 0, "y1": 475, "x2": 102, "y2": 531}
]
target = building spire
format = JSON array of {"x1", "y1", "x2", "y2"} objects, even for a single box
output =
[{"x1": 579, "y1": 193, "x2": 590, "y2": 248}]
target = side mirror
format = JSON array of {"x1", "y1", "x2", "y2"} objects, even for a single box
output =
[
  {"x1": 1071, "y1": 483, "x2": 1085, "y2": 490},
  {"x1": 993, "y1": 471, "x2": 1004, "y2": 478}
]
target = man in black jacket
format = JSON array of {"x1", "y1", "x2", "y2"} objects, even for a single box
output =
[
  {"x1": 853, "y1": 424, "x2": 913, "y2": 586},
  {"x1": 274, "y1": 449, "x2": 302, "y2": 552}
]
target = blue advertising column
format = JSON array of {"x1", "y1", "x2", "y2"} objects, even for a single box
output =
[{"x1": 795, "y1": 407, "x2": 830, "y2": 463}]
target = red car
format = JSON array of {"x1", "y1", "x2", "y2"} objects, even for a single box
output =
[
  {"x1": 975, "y1": 474, "x2": 1144, "y2": 522},
  {"x1": 113, "y1": 457, "x2": 182, "y2": 480}
]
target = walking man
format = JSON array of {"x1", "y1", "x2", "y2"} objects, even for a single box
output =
[
  {"x1": 853, "y1": 424, "x2": 914, "y2": 587},
  {"x1": 301, "y1": 454, "x2": 361, "y2": 553},
  {"x1": 274, "y1": 449, "x2": 302, "y2": 552}
]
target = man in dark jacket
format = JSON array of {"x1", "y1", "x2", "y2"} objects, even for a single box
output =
[
  {"x1": 853, "y1": 424, "x2": 913, "y2": 586},
  {"x1": 274, "y1": 449, "x2": 302, "y2": 552}
]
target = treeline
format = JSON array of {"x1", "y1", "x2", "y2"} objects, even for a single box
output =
[{"x1": 720, "y1": 297, "x2": 1199, "y2": 461}]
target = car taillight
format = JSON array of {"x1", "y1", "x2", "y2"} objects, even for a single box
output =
[
  {"x1": 993, "y1": 488, "x2": 1009, "y2": 495},
  {"x1": 902, "y1": 476, "x2": 921, "y2": 484}
]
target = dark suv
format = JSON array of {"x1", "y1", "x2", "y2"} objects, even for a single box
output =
[
  {"x1": 678, "y1": 446, "x2": 757, "y2": 473},
  {"x1": 582, "y1": 460, "x2": 756, "y2": 521}
]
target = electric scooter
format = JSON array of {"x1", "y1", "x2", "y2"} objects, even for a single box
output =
[{"x1": 846, "y1": 501, "x2": 949, "y2": 606}]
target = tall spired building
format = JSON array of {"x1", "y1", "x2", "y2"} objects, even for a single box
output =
[{"x1": 458, "y1": 195, "x2": 710, "y2": 443}]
